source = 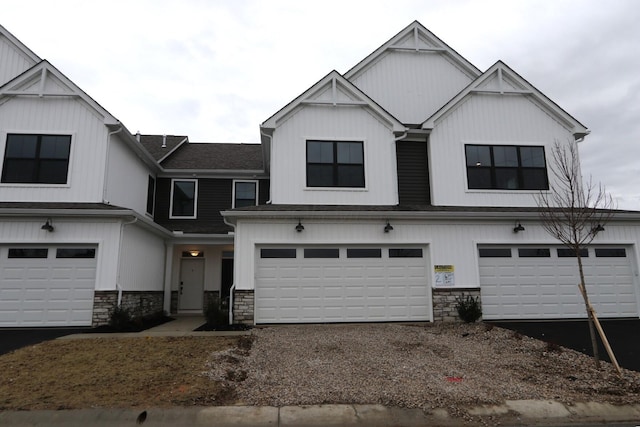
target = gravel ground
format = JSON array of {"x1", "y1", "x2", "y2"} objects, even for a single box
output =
[{"x1": 206, "y1": 323, "x2": 640, "y2": 413}]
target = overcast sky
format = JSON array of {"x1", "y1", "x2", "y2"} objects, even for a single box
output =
[{"x1": 3, "y1": 0, "x2": 639, "y2": 209}]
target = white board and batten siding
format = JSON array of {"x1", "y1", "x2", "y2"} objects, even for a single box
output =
[
  {"x1": 348, "y1": 50, "x2": 474, "y2": 124},
  {"x1": 0, "y1": 31, "x2": 37, "y2": 87},
  {"x1": 429, "y1": 94, "x2": 577, "y2": 208},
  {"x1": 269, "y1": 106, "x2": 398, "y2": 206},
  {"x1": 255, "y1": 245, "x2": 430, "y2": 323},
  {"x1": 479, "y1": 245, "x2": 640, "y2": 320},
  {"x1": 118, "y1": 222, "x2": 166, "y2": 292}
]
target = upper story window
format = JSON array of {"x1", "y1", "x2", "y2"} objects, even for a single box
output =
[
  {"x1": 306, "y1": 140, "x2": 364, "y2": 188},
  {"x1": 1, "y1": 134, "x2": 71, "y2": 184},
  {"x1": 146, "y1": 176, "x2": 155, "y2": 216},
  {"x1": 465, "y1": 144, "x2": 548, "y2": 190},
  {"x1": 233, "y1": 180, "x2": 258, "y2": 208},
  {"x1": 170, "y1": 179, "x2": 197, "y2": 218}
]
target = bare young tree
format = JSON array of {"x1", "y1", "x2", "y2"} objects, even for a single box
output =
[{"x1": 536, "y1": 139, "x2": 620, "y2": 373}]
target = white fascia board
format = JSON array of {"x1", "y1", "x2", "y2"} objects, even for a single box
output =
[
  {"x1": 0, "y1": 24, "x2": 41, "y2": 63},
  {"x1": 170, "y1": 234, "x2": 235, "y2": 244},
  {"x1": 222, "y1": 209, "x2": 640, "y2": 222},
  {"x1": 157, "y1": 169, "x2": 267, "y2": 178}
]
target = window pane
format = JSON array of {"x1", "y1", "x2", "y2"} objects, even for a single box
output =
[
  {"x1": 595, "y1": 248, "x2": 626, "y2": 257},
  {"x1": 495, "y1": 168, "x2": 519, "y2": 189},
  {"x1": 304, "y1": 248, "x2": 339, "y2": 258},
  {"x1": 260, "y1": 248, "x2": 297, "y2": 258},
  {"x1": 172, "y1": 181, "x2": 196, "y2": 216},
  {"x1": 6, "y1": 135, "x2": 38, "y2": 158},
  {"x1": 518, "y1": 248, "x2": 551, "y2": 257},
  {"x1": 2, "y1": 160, "x2": 36, "y2": 183},
  {"x1": 389, "y1": 248, "x2": 423, "y2": 257},
  {"x1": 307, "y1": 141, "x2": 333, "y2": 163},
  {"x1": 38, "y1": 160, "x2": 69, "y2": 184},
  {"x1": 479, "y1": 248, "x2": 512, "y2": 257},
  {"x1": 337, "y1": 142, "x2": 363, "y2": 164},
  {"x1": 467, "y1": 168, "x2": 492, "y2": 189},
  {"x1": 235, "y1": 182, "x2": 256, "y2": 199},
  {"x1": 337, "y1": 164, "x2": 364, "y2": 187},
  {"x1": 40, "y1": 135, "x2": 71, "y2": 159},
  {"x1": 56, "y1": 248, "x2": 96, "y2": 258},
  {"x1": 466, "y1": 145, "x2": 491, "y2": 167},
  {"x1": 521, "y1": 169, "x2": 548, "y2": 190},
  {"x1": 8, "y1": 248, "x2": 48, "y2": 258},
  {"x1": 307, "y1": 164, "x2": 334, "y2": 187},
  {"x1": 347, "y1": 248, "x2": 381, "y2": 258},
  {"x1": 493, "y1": 146, "x2": 518, "y2": 166},
  {"x1": 557, "y1": 248, "x2": 588, "y2": 257},
  {"x1": 520, "y1": 146, "x2": 545, "y2": 167}
]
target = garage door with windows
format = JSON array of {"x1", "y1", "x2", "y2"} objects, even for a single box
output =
[
  {"x1": 479, "y1": 246, "x2": 639, "y2": 319},
  {"x1": 0, "y1": 246, "x2": 97, "y2": 326},
  {"x1": 255, "y1": 246, "x2": 430, "y2": 323}
]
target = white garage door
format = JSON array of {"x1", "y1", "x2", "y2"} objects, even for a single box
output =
[
  {"x1": 0, "y1": 246, "x2": 97, "y2": 326},
  {"x1": 255, "y1": 246, "x2": 430, "y2": 323},
  {"x1": 479, "y1": 246, "x2": 639, "y2": 320}
]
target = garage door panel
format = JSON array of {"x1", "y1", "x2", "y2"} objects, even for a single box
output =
[
  {"x1": 256, "y1": 246, "x2": 430, "y2": 323},
  {"x1": 480, "y1": 245, "x2": 638, "y2": 319}
]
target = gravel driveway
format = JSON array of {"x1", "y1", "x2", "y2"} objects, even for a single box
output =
[{"x1": 207, "y1": 323, "x2": 640, "y2": 414}]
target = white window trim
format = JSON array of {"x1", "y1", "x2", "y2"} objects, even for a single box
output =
[
  {"x1": 169, "y1": 178, "x2": 198, "y2": 219},
  {"x1": 232, "y1": 179, "x2": 259, "y2": 208}
]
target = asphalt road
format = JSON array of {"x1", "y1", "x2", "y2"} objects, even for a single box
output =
[
  {"x1": 492, "y1": 319, "x2": 640, "y2": 372},
  {"x1": 0, "y1": 328, "x2": 89, "y2": 355}
]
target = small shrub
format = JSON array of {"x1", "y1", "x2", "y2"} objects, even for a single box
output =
[
  {"x1": 455, "y1": 294, "x2": 482, "y2": 323},
  {"x1": 109, "y1": 305, "x2": 133, "y2": 331},
  {"x1": 205, "y1": 296, "x2": 229, "y2": 326}
]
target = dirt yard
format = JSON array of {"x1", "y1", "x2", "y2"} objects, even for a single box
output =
[{"x1": 1, "y1": 324, "x2": 639, "y2": 413}]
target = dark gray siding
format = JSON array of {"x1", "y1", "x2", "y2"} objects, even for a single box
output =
[{"x1": 396, "y1": 141, "x2": 430, "y2": 205}]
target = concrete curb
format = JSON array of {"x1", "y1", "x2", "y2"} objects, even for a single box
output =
[{"x1": 1, "y1": 402, "x2": 640, "y2": 426}]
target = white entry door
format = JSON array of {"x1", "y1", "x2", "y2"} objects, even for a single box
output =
[{"x1": 179, "y1": 258, "x2": 204, "y2": 311}]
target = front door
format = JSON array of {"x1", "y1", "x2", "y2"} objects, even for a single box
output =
[{"x1": 179, "y1": 258, "x2": 204, "y2": 311}]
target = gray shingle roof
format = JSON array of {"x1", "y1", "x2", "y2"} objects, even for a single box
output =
[
  {"x1": 160, "y1": 143, "x2": 263, "y2": 170},
  {"x1": 139, "y1": 135, "x2": 187, "y2": 161}
]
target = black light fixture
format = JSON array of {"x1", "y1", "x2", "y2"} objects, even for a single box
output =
[
  {"x1": 295, "y1": 220, "x2": 304, "y2": 232},
  {"x1": 592, "y1": 224, "x2": 605, "y2": 234},
  {"x1": 513, "y1": 222, "x2": 525, "y2": 233},
  {"x1": 41, "y1": 218, "x2": 54, "y2": 232},
  {"x1": 384, "y1": 220, "x2": 394, "y2": 233}
]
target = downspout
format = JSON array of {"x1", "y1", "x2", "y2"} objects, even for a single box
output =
[
  {"x1": 260, "y1": 128, "x2": 273, "y2": 204},
  {"x1": 222, "y1": 215, "x2": 237, "y2": 324},
  {"x1": 115, "y1": 215, "x2": 138, "y2": 306},
  {"x1": 103, "y1": 125, "x2": 123, "y2": 204}
]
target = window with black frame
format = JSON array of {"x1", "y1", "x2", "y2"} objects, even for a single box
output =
[
  {"x1": 1, "y1": 134, "x2": 71, "y2": 184},
  {"x1": 465, "y1": 144, "x2": 548, "y2": 190},
  {"x1": 306, "y1": 140, "x2": 364, "y2": 188}
]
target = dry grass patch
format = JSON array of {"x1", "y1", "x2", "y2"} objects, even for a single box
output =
[{"x1": 0, "y1": 336, "x2": 239, "y2": 410}]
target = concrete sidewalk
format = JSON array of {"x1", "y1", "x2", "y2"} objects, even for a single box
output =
[{"x1": 1, "y1": 402, "x2": 639, "y2": 426}]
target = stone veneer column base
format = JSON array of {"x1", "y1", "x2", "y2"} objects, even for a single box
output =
[
  {"x1": 432, "y1": 288, "x2": 482, "y2": 322},
  {"x1": 92, "y1": 290, "x2": 164, "y2": 327},
  {"x1": 232, "y1": 290, "x2": 254, "y2": 325}
]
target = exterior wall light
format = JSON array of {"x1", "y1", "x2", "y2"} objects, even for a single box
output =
[
  {"x1": 189, "y1": 250, "x2": 201, "y2": 257},
  {"x1": 513, "y1": 223, "x2": 525, "y2": 233},
  {"x1": 384, "y1": 221, "x2": 394, "y2": 233},
  {"x1": 295, "y1": 220, "x2": 305, "y2": 232},
  {"x1": 41, "y1": 218, "x2": 54, "y2": 232}
]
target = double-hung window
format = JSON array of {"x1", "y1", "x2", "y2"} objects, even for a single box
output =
[
  {"x1": 306, "y1": 140, "x2": 364, "y2": 188},
  {"x1": 170, "y1": 179, "x2": 197, "y2": 218},
  {"x1": 1, "y1": 134, "x2": 71, "y2": 184},
  {"x1": 465, "y1": 144, "x2": 548, "y2": 190},
  {"x1": 233, "y1": 180, "x2": 258, "y2": 208}
]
